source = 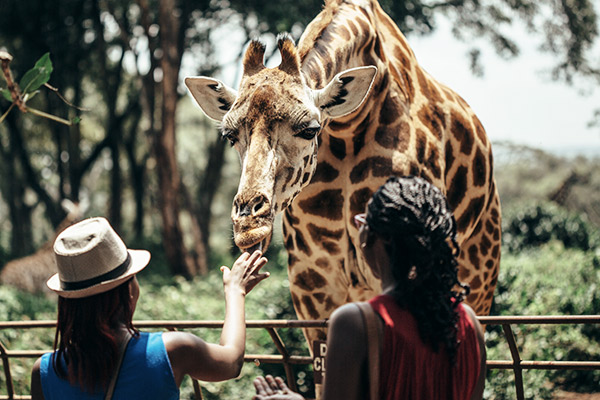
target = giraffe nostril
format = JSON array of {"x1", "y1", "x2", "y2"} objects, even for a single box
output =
[
  {"x1": 234, "y1": 194, "x2": 270, "y2": 218},
  {"x1": 251, "y1": 195, "x2": 269, "y2": 216}
]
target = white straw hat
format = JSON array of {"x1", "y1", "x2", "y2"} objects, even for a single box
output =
[{"x1": 47, "y1": 217, "x2": 150, "y2": 298}]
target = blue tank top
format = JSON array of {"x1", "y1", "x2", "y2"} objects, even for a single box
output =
[{"x1": 40, "y1": 331, "x2": 180, "y2": 400}]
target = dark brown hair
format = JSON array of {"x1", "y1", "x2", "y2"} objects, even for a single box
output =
[{"x1": 53, "y1": 278, "x2": 138, "y2": 393}]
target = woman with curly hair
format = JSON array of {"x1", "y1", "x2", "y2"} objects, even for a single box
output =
[{"x1": 254, "y1": 176, "x2": 486, "y2": 400}]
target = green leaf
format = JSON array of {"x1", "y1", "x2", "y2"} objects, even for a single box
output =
[
  {"x1": 19, "y1": 53, "x2": 53, "y2": 94},
  {"x1": 71, "y1": 116, "x2": 81, "y2": 125},
  {"x1": 1, "y1": 89, "x2": 12, "y2": 102}
]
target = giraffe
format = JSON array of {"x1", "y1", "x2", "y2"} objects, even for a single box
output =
[{"x1": 185, "y1": 0, "x2": 501, "y2": 348}]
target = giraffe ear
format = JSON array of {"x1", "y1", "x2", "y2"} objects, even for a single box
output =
[
  {"x1": 313, "y1": 66, "x2": 377, "y2": 118},
  {"x1": 184, "y1": 77, "x2": 238, "y2": 122}
]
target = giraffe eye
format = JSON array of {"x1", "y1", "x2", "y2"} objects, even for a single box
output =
[
  {"x1": 221, "y1": 128, "x2": 238, "y2": 146},
  {"x1": 294, "y1": 121, "x2": 321, "y2": 140}
]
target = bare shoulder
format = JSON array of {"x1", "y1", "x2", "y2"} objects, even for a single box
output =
[{"x1": 162, "y1": 331, "x2": 206, "y2": 352}]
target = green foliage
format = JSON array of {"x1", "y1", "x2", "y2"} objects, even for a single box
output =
[
  {"x1": 503, "y1": 202, "x2": 598, "y2": 252},
  {"x1": 18, "y1": 52, "x2": 52, "y2": 95},
  {"x1": 487, "y1": 243, "x2": 600, "y2": 399}
]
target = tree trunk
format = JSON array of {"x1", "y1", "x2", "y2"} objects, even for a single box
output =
[{"x1": 156, "y1": 0, "x2": 194, "y2": 278}]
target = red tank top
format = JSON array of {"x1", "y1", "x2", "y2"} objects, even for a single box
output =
[{"x1": 369, "y1": 295, "x2": 481, "y2": 400}]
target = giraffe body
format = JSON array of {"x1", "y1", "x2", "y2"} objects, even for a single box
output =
[{"x1": 186, "y1": 0, "x2": 501, "y2": 347}]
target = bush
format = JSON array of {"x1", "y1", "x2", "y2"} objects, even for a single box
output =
[
  {"x1": 503, "y1": 202, "x2": 598, "y2": 252},
  {"x1": 487, "y1": 243, "x2": 600, "y2": 399}
]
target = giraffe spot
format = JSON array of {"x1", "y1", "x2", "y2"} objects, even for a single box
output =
[
  {"x1": 285, "y1": 234, "x2": 294, "y2": 250},
  {"x1": 315, "y1": 257, "x2": 330, "y2": 269},
  {"x1": 353, "y1": 116, "x2": 369, "y2": 155},
  {"x1": 288, "y1": 253, "x2": 299, "y2": 267},
  {"x1": 307, "y1": 223, "x2": 343, "y2": 255},
  {"x1": 485, "y1": 260, "x2": 494, "y2": 270},
  {"x1": 349, "y1": 157, "x2": 393, "y2": 184},
  {"x1": 473, "y1": 115, "x2": 488, "y2": 145},
  {"x1": 446, "y1": 165, "x2": 467, "y2": 212},
  {"x1": 281, "y1": 167, "x2": 296, "y2": 193},
  {"x1": 316, "y1": 330, "x2": 327, "y2": 341},
  {"x1": 349, "y1": 187, "x2": 374, "y2": 219},
  {"x1": 303, "y1": 155, "x2": 310, "y2": 168},
  {"x1": 416, "y1": 68, "x2": 430, "y2": 98},
  {"x1": 294, "y1": 269, "x2": 328, "y2": 291},
  {"x1": 311, "y1": 161, "x2": 339, "y2": 183},
  {"x1": 472, "y1": 147, "x2": 487, "y2": 187},
  {"x1": 291, "y1": 168, "x2": 303, "y2": 188},
  {"x1": 409, "y1": 162, "x2": 421, "y2": 177},
  {"x1": 418, "y1": 103, "x2": 446, "y2": 140},
  {"x1": 302, "y1": 295, "x2": 320, "y2": 319},
  {"x1": 467, "y1": 293, "x2": 479, "y2": 304},
  {"x1": 284, "y1": 208, "x2": 300, "y2": 226},
  {"x1": 469, "y1": 275, "x2": 482, "y2": 290},
  {"x1": 424, "y1": 145, "x2": 442, "y2": 180},
  {"x1": 328, "y1": 119, "x2": 353, "y2": 132},
  {"x1": 468, "y1": 244, "x2": 480, "y2": 269},
  {"x1": 295, "y1": 230, "x2": 312, "y2": 256},
  {"x1": 444, "y1": 141, "x2": 455, "y2": 179},
  {"x1": 493, "y1": 228, "x2": 500, "y2": 241},
  {"x1": 491, "y1": 244, "x2": 499, "y2": 260},
  {"x1": 416, "y1": 133, "x2": 427, "y2": 161},
  {"x1": 302, "y1": 172, "x2": 311, "y2": 185},
  {"x1": 314, "y1": 292, "x2": 326, "y2": 303},
  {"x1": 443, "y1": 89, "x2": 455, "y2": 102},
  {"x1": 374, "y1": 121, "x2": 410, "y2": 151},
  {"x1": 292, "y1": 293, "x2": 301, "y2": 310},
  {"x1": 485, "y1": 220, "x2": 494, "y2": 234},
  {"x1": 298, "y1": 189, "x2": 344, "y2": 220},
  {"x1": 338, "y1": 26, "x2": 351, "y2": 41},
  {"x1": 480, "y1": 234, "x2": 492, "y2": 257},
  {"x1": 329, "y1": 136, "x2": 346, "y2": 160},
  {"x1": 379, "y1": 92, "x2": 401, "y2": 125},
  {"x1": 452, "y1": 114, "x2": 474, "y2": 156},
  {"x1": 457, "y1": 195, "x2": 485, "y2": 234}
]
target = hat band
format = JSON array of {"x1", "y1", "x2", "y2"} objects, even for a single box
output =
[{"x1": 60, "y1": 253, "x2": 131, "y2": 291}]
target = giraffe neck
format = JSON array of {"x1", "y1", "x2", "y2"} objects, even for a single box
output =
[{"x1": 298, "y1": 0, "x2": 416, "y2": 98}]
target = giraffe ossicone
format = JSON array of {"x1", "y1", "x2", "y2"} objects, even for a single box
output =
[{"x1": 186, "y1": 0, "x2": 501, "y2": 354}]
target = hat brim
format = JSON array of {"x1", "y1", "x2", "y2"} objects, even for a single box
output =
[{"x1": 47, "y1": 249, "x2": 151, "y2": 299}]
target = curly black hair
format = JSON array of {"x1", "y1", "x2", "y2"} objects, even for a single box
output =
[{"x1": 366, "y1": 176, "x2": 470, "y2": 364}]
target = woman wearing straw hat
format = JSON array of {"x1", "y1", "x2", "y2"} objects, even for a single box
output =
[
  {"x1": 253, "y1": 176, "x2": 486, "y2": 400},
  {"x1": 30, "y1": 216, "x2": 269, "y2": 400}
]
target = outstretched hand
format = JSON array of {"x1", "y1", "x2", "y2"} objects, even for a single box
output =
[
  {"x1": 253, "y1": 375, "x2": 304, "y2": 400},
  {"x1": 221, "y1": 250, "x2": 269, "y2": 295}
]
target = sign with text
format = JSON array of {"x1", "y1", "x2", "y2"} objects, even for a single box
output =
[{"x1": 312, "y1": 340, "x2": 327, "y2": 384}]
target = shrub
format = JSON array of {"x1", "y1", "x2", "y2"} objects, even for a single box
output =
[{"x1": 503, "y1": 202, "x2": 598, "y2": 252}]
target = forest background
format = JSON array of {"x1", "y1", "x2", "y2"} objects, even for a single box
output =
[{"x1": 0, "y1": 0, "x2": 599, "y2": 399}]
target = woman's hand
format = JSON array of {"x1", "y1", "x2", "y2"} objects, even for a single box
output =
[
  {"x1": 253, "y1": 375, "x2": 305, "y2": 400},
  {"x1": 221, "y1": 250, "x2": 269, "y2": 296}
]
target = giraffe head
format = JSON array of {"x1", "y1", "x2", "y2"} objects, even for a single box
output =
[{"x1": 185, "y1": 34, "x2": 377, "y2": 252}]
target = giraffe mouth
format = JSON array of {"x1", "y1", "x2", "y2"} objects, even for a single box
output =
[{"x1": 234, "y1": 225, "x2": 273, "y2": 254}]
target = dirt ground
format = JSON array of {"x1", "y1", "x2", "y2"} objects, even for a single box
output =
[{"x1": 553, "y1": 392, "x2": 600, "y2": 400}]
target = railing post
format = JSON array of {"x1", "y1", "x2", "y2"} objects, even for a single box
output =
[
  {"x1": 502, "y1": 324, "x2": 525, "y2": 400},
  {"x1": 266, "y1": 327, "x2": 297, "y2": 392},
  {"x1": 0, "y1": 340, "x2": 15, "y2": 400}
]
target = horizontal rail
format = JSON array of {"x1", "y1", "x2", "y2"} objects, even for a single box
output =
[{"x1": 2, "y1": 315, "x2": 599, "y2": 400}]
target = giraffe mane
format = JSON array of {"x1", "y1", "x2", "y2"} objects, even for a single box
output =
[
  {"x1": 297, "y1": 0, "x2": 341, "y2": 62},
  {"x1": 243, "y1": 40, "x2": 267, "y2": 76},
  {"x1": 277, "y1": 33, "x2": 301, "y2": 75}
]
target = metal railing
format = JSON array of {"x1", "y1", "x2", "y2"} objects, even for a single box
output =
[{"x1": 1, "y1": 316, "x2": 600, "y2": 400}]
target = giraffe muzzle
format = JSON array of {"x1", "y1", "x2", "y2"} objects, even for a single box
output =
[{"x1": 232, "y1": 192, "x2": 274, "y2": 252}]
